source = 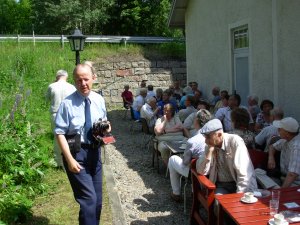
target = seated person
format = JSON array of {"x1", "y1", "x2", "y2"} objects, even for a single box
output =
[
  {"x1": 247, "y1": 94, "x2": 260, "y2": 122},
  {"x1": 183, "y1": 101, "x2": 210, "y2": 138},
  {"x1": 196, "y1": 119, "x2": 257, "y2": 194},
  {"x1": 132, "y1": 88, "x2": 147, "y2": 120},
  {"x1": 215, "y1": 94, "x2": 253, "y2": 132},
  {"x1": 179, "y1": 86, "x2": 193, "y2": 109},
  {"x1": 140, "y1": 97, "x2": 159, "y2": 132},
  {"x1": 121, "y1": 85, "x2": 133, "y2": 109},
  {"x1": 255, "y1": 107, "x2": 284, "y2": 150},
  {"x1": 173, "y1": 80, "x2": 183, "y2": 99},
  {"x1": 146, "y1": 84, "x2": 155, "y2": 101},
  {"x1": 229, "y1": 107, "x2": 256, "y2": 149},
  {"x1": 168, "y1": 109, "x2": 212, "y2": 202},
  {"x1": 157, "y1": 89, "x2": 178, "y2": 117},
  {"x1": 154, "y1": 104, "x2": 185, "y2": 165},
  {"x1": 254, "y1": 99, "x2": 274, "y2": 132},
  {"x1": 178, "y1": 95, "x2": 196, "y2": 122},
  {"x1": 210, "y1": 86, "x2": 221, "y2": 107},
  {"x1": 213, "y1": 90, "x2": 229, "y2": 114},
  {"x1": 135, "y1": 79, "x2": 147, "y2": 96},
  {"x1": 155, "y1": 88, "x2": 163, "y2": 102},
  {"x1": 268, "y1": 117, "x2": 300, "y2": 187}
]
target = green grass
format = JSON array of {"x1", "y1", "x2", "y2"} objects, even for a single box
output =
[{"x1": 22, "y1": 169, "x2": 111, "y2": 225}]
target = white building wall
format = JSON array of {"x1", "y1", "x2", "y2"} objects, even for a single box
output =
[
  {"x1": 185, "y1": 0, "x2": 274, "y2": 101},
  {"x1": 185, "y1": 0, "x2": 300, "y2": 120},
  {"x1": 276, "y1": 0, "x2": 300, "y2": 119}
]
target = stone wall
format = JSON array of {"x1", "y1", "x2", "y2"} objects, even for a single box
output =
[{"x1": 92, "y1": 59, "x2": 186, "y2": 107}]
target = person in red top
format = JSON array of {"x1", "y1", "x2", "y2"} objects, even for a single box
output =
[{"x1": 121, "y1": 85, "x2": 133, "y2": 109}]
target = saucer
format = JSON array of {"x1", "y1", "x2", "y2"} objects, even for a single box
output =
[
  {"x1": 268, "y1": 218, "x2": 289, "y2": 225},
  {"x1": 240, "y1": 196, "x2": 258, "y2": 204}
]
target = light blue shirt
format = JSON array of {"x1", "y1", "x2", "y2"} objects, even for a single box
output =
[{"x1": 54, "y1": 90, "x2": 107, "y2": 143}]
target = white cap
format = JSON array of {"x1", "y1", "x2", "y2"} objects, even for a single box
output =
[{"x1": 273, "y1": 117, "x2": 299, "y2": 133}]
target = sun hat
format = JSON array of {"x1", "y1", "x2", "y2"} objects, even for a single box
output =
[{"x1": 273, "y1": 117, "x2": 299, "y2": 133}]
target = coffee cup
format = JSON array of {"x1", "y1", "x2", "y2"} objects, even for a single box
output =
[
  {"x1": 274, "y1": 213, "x2": 285, "y2": 224},
  {"x1": 244, "y1": 192, "x2": 254, "y2": 201}
]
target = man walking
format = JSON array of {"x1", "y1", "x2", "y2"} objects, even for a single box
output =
[
  {"x1": 46, "y1": 69, "x2": 76, "y2": 167},
  {"x1": 55, "y1": 64, "x2": 110, "y2": 225}
]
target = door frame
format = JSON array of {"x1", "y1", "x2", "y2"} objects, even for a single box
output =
[{"x1": 228, "y1": 19, "x2": 253, "y2": 96}]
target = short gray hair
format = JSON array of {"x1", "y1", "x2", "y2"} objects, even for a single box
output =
[
  {"x1": 247, "y1": 94, "x2": 259, "y2": 103},
  {"x1": 146, "y1": 97, "x2": 156, "y2": 104},
  {"x1": 196, "y1": 109, "x2": 213, "y2": 128},
  {"x1": 56, "y1": 70, "x2": 68, "y2": 78},
  {"x1": 270, "y1": 107, "x2": 284, "y2": 119},
  {"x1": 139, "y1": 88, "x2": 147, "y2": 95}
]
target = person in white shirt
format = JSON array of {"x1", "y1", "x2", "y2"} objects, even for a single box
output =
[
  {"x1": 146, "y1": 85, "x2": 156, "y2": 101},
  {"x1": 46, "y1": 69, "x2": 76, "y2": 167},
  {"x1": 178, "y1": 95, "x2": 196, "y2": 122},
  {"x1": 268, "y1": 117, "x2": 300, "y2": 187},
  {"x1": 183, "y1": 101, "x2": 210, "y2": 138},
  {"x1": 135, "y1": 80, "x2": 147, "y2": 96},
  {"x1": 196, "y1": 119, "x2": 257, "y2": 194},
  {"x1": 215, "y1": 94, "x2": 253, "y2": 132},
  {"x1": 168, "y1": 109, "x2": 212, "y2": 201},
  {"x1": 255, "y1": 107, "x2": 284, "y2": 150},
  {"x1": 132, "y1": 88, "x2": 147, "y2": 119},
  {"x1": 140, "y1": 97, "x2": 159, "y2": 132}
]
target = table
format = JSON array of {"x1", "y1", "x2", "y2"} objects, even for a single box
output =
[
  {"x1": 215, "y1": 186, "x2": 300, "y2": 225},
  {"x1": 165, "y1": 141, "x2": 185, "y2": 155},
  {"x1": 165, "y1": 141, "x2": 186, "y2": 177}
]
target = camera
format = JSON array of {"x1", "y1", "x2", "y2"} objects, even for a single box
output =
[
  {"x1": 92, "y1": 119, "x2": 115, "y2": 145},
  {"x1": 93, "y1": 119, "x2": 111, "y2": 142}
]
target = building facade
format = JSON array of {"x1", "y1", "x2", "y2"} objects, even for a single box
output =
[{"x1": 169, "y1": 0, "x2": 300, "y2": 120}]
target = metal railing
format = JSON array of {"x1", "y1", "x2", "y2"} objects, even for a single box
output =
[{"x1": 0, "y1": 34, "x2": 184, "y2": 46}]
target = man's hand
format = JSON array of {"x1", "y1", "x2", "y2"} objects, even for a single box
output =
[
  {"x1": 206, "y1": 145, "x2": 215, "y2": 161},
  {"x1": 67, "y1": 157, "x2": 83, "y2": 173},
  {"x1": 268, "y1": 157, "x2": 276, "y2": 169}
]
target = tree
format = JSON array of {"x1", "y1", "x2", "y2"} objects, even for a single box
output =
[
  {"x1": 0, "y1": 0, "x2": 32, "y2": 34},
  {"x1": 103, "y1": 0, "x2": 181, "y2": 37},
  {"x1": 31, "y1": 0, "x2": 114, "y2": 34}
]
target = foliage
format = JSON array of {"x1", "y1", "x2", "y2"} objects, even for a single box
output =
[
  {"x1": 32, "y1": 0, "x2": 114, "y2": 34},
  {"x1": 0, "y1": 0, "x2": 183, "y2": 37},
  {"x1": 0, "y1": 0, "x2": 32, "y2": 34},
  {"x1": 104, "y1": 0, "x2": 180, "y2": 36},
  {"x1": 0, "y1": 42, "x2": 72, "y2": 224}
]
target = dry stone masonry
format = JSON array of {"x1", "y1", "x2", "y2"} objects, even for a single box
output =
[{"x1": 93, "y1": 59, "x2": 186, "y2": 107}]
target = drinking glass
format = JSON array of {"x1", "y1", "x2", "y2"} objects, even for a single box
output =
[
  {"x1": 270, "y1": 199, "x2": 279, "y2": 216},
  {"x1": 272, "y1": 190, "x2": 281, "y2": 202}
]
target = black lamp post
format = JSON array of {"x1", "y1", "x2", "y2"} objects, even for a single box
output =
[{"x1": 67, "y1": 28, "x2": 86, "y2": 65}]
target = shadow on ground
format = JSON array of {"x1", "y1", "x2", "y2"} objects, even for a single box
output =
[{"x1": 107, "y1": 109, "x2": 192, "y2": 225}]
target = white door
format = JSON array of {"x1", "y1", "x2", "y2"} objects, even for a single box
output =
[
  {"x1": 233, "y1": 49, "x2": 249, "y2": 106},
  {"x1": 232, "y1": 26, "x2": 249, "y2": 106}
]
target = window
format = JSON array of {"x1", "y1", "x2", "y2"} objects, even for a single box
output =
[{"x1": 233, "y1": 26, "x2": 249, "y2": 49}]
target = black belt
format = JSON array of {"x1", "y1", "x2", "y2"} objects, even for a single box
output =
[{"x1": 81, "y1": 143, "x2": 98, "y2": 149}]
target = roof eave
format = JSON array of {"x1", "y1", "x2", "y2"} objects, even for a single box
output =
[{"x1": 168, "y1": 0, "x2": 189, "y2": 28}]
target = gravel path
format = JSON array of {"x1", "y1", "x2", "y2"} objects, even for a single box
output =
[{"x1": 104, "y1": 109, "x2": 192, "y2": 225}]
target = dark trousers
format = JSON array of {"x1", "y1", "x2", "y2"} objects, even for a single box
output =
[{"x1": 63, "y1": 146, "x2": 102, "y2": 225}]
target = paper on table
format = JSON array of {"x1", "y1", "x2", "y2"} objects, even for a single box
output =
[
  {"x1": 284, "y1": 202, "x2": 300, "y2": 209},
  {"x1": 253, "y1": 191, "x2": 262, "y2": 197},
  {"x1": 281, "y1": 210, "x2": 300, "y2": 223}
]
